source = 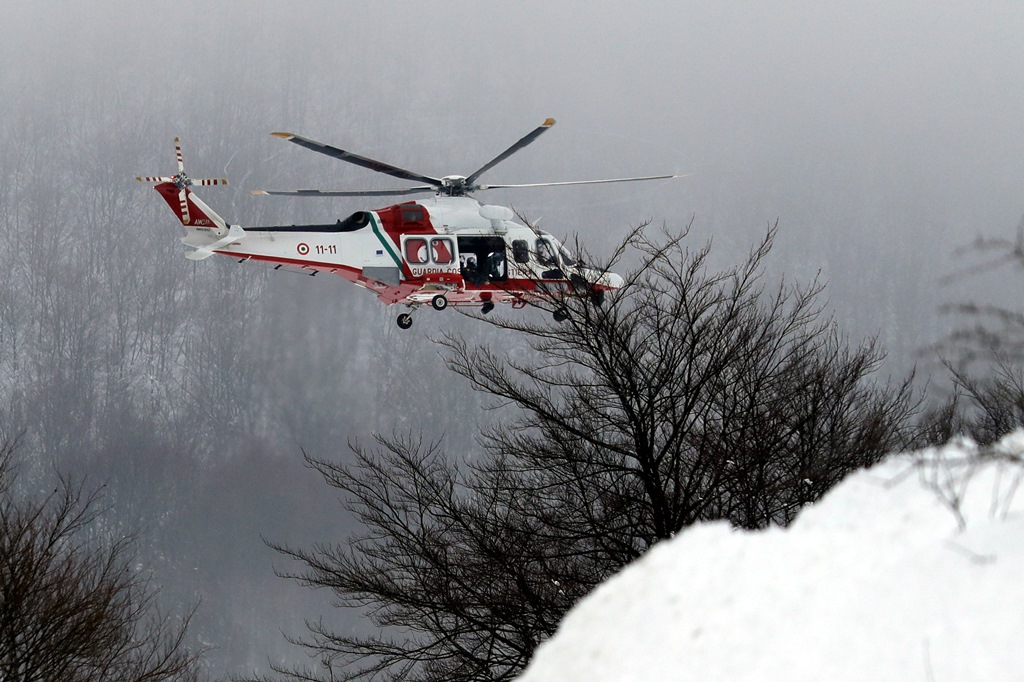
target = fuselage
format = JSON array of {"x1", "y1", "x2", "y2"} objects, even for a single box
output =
[{"x1": 197, "y1": 194, "x2": 622, "y2": 310}]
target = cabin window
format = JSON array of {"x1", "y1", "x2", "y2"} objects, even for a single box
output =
[
  {"x1": 431, "y1": 238, "x2": 454, "y2": 264},
  {"x1": 536, "y1": 239, "x2": 558, "y2": 267},
  {"x1": 512, "y1": 239, "x2": 530, "y2": 264},
  {"x1": 405, "y1": 238, "x2": 428, "y2": 264}
]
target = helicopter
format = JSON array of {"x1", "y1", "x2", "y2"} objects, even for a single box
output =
[{"x1": 137, "y1": 119, "x2": 687, "y2": 328}]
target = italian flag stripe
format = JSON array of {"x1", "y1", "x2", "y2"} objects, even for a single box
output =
[{"x1": 369, "y1": 212, "x2": 402, "y2": 271}]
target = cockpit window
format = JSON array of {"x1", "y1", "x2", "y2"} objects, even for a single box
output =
[
  {"x1": 558, "y1": 245, "x2": 577, "y2": 266},
  {"x1": 536, "y1": 239, "x2": 558, "y2": 267}
]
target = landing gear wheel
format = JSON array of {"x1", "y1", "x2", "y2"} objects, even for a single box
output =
[
  {"x1": 397, "y1": 313, "x2": 413, "y2": 330},
  {"x1": 431, "y1": 294, "x2": 449, "y2": 311},
  {"x1": 553, "y1": 310, "x2": 568, "y2": 323}
]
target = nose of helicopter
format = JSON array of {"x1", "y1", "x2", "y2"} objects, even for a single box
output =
[{"x1": 600, "y1": 272, "x2": 625, "y2": 289}]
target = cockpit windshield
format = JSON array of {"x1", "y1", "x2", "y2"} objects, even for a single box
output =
[
  {"x1": 537, "y1": 235, "x2": 581, "y2": 268},
  {"x1": 557, "y1": 244, "x2": 577, "y2": 267}
]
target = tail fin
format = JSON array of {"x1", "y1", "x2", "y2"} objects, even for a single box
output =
[
  {"x1": 153, "y1": 181, "x2": 228, "y2": 230},
  {"x1": 138, "y1": 138, "x2": 242, "y2": 260}
]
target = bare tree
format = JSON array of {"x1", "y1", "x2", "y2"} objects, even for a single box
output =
[
  {"x1": 260, "y1": 222, "x2": 919, "y2": 681},
  {"x1": 919, "y1": 356, "x2": 1024, "y2": 447},
  {"x1": 444, "y1": 222, "x2": 918, "y2": 530},
  {"x1": 925, "y1": 214, "x2": 1024, "y2": 443},
  {"x1": 0, "y1": 436, "x2": 204, "y2": 682}
]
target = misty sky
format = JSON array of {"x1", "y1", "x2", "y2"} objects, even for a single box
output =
[{"x1": 6, "y1": 2, "x2": 1021, "y2": 226}]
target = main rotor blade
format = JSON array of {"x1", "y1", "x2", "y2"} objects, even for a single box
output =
[
  {"x1": 252, "y1": 186, "x2": 436, "y2": 197},
  {"x1": 478, "y1": 172, "x2": 693, "y2": 190},
  {"x1": 271, "y1": 132, "x2": 442, "y2": 187},
  {"x1": 465, "y1": 118, "x2": 556, "y2": 186}
]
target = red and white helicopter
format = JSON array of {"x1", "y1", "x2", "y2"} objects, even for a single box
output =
[{"x1": 138, "y1": 119, "x2": 686, "y2": 328}]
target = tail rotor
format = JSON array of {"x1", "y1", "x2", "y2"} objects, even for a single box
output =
[{"x1": 136, "y1": 137, "x2": 227, "y2": 225}]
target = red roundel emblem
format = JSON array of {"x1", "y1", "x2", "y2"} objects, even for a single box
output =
[{"x1": 297, "y1": 242, "x2": 309, "y2": 255}]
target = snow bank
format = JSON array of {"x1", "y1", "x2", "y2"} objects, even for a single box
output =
[{"x1": 518, "y1": 434, "x2": 1024, "y2": 681}]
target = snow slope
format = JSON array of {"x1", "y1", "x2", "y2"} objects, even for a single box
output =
[{"x1": 518, "y1": 434, "x2": 1024, "y2": 681}]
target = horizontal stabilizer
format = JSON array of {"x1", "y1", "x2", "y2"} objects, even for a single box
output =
[{"x1": 182, "y1": 224, "x2": 245, "y2": 260}]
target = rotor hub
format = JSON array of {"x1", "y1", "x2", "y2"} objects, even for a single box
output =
[
  {"x1": 439, "y1": 175, "x2": 470, "y2": 196},
  {"x1": 173, "y1": 171, "x2": 192, "y2": 189}
]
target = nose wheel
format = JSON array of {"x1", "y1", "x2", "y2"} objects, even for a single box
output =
[{"x1": 396, "y1": 313, "x2": 414, "y2": 329}]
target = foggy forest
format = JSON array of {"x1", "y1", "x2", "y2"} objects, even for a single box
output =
[{"x1": 2, "y1": 1, "x2": 1023, "y2": 679}]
